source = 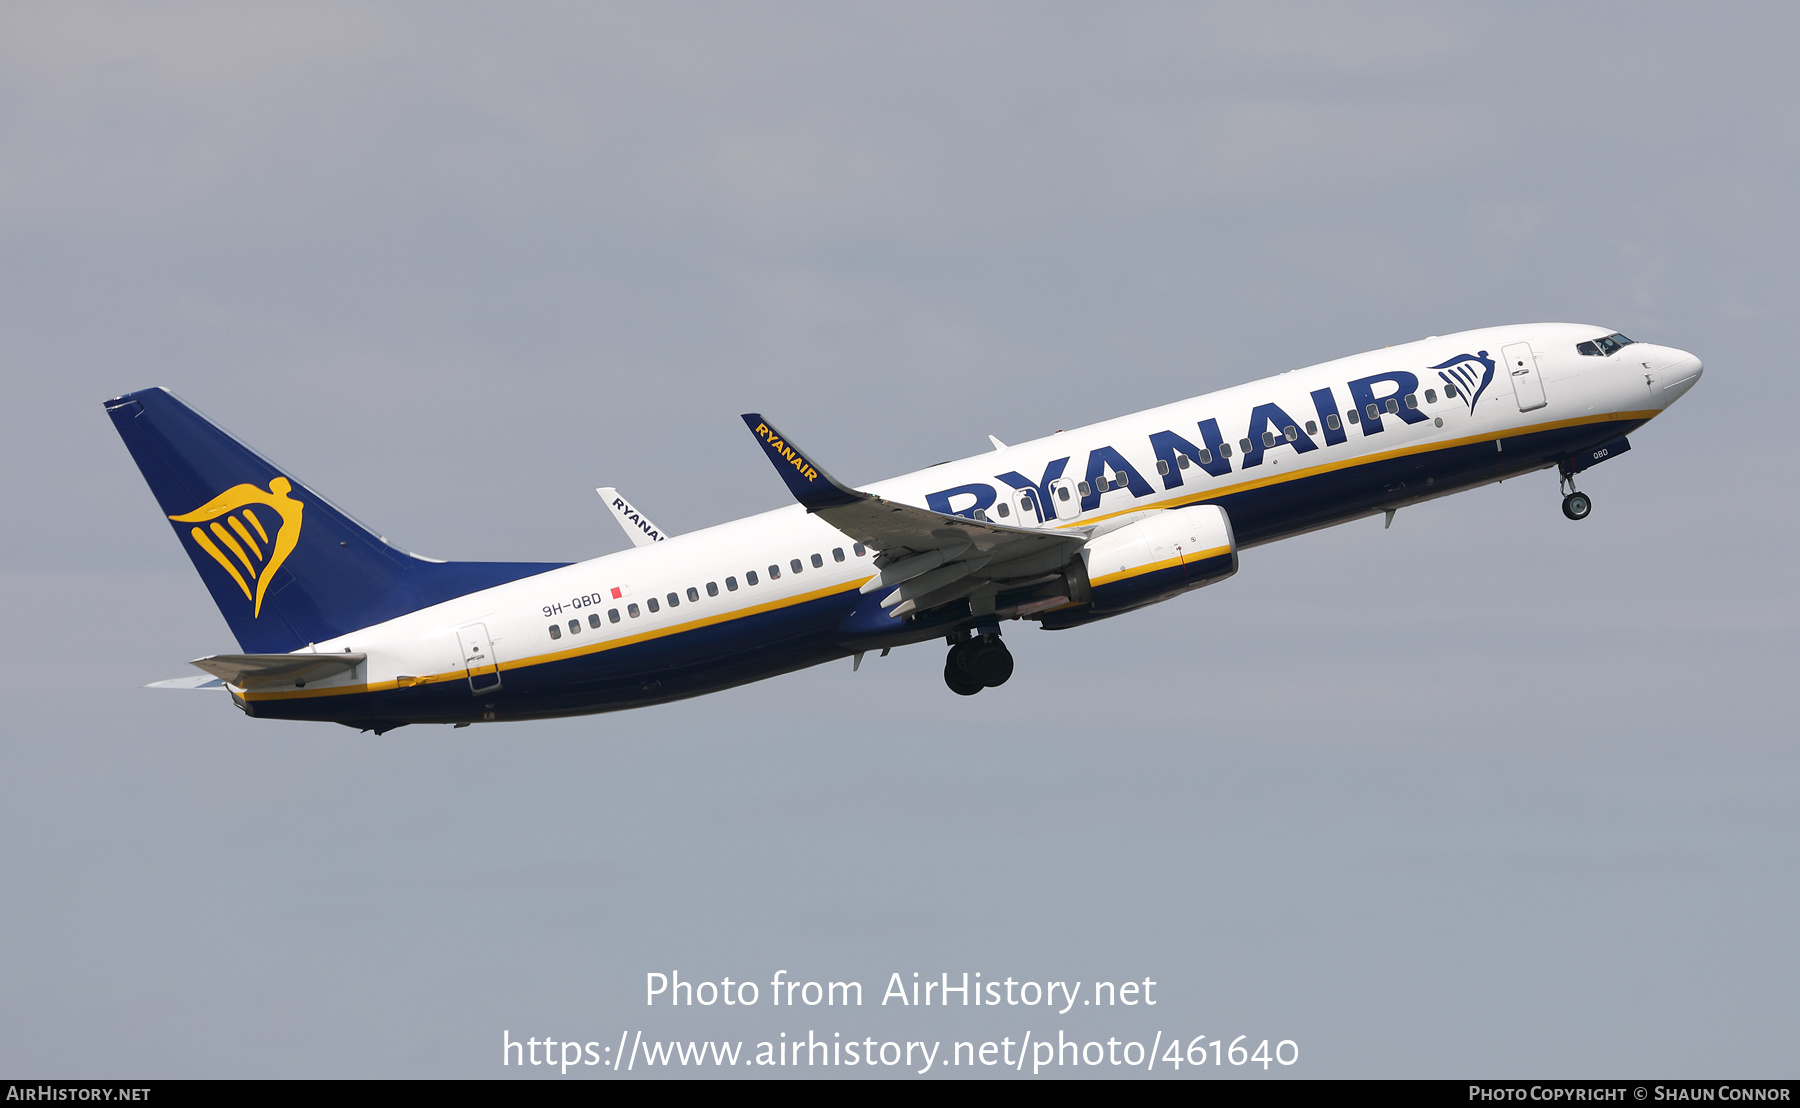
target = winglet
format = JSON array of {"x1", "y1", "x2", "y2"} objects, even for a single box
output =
[
  {"x1": 740, "y1": 414, "x2": 866, "y2": 511},
  {"x1": 596, "y1": 486, "x2": 669, "y2": 547}
]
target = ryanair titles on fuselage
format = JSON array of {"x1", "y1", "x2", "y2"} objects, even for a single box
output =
[{"x1": 923, "y1": 366, "x2": 1436, "y2": 520}]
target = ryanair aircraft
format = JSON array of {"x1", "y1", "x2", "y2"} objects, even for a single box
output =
[{"x1": 108, "y1": 322, "x2": 1702, "y2": 732}]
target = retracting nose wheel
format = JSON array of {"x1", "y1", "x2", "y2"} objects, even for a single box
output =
[{"x1": 944, "y1": 633, "x2": 1014, "y2": 695}]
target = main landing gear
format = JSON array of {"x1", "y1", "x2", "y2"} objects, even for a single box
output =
[
  {"x1": 944, "y1": 629, "x2": 1013, "y2": 696},
  {"x1": 1558, "y1": 468, "x2": 1593, "y2": 521}
]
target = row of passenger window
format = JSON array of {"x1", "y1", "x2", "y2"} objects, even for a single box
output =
[{"x1": 546, "y1": 542, "x2": 870, "y2": 640}]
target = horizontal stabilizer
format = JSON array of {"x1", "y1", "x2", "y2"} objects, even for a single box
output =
[
  {"x1": 189, "y1": 652, "x2": 366, "y2": 689},
  {"x1": 146, "y1": 674, "x2": 227, "y2": 690}
]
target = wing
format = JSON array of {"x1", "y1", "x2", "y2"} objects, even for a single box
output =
[{"x1": 741, "y1": 414, "x2": 1086, "y2": 618}]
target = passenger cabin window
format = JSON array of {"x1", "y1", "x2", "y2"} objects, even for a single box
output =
[
  {"x1": 1261, "y1": 431, "x2": 1276, "y2": 447},
  {"x1": 687, "y1": 587, "x2": 700, "y2": 602},
  {"x1": 1077, "y1": 481, "x2": 1091, "y2": 496},
  {"x1": 1156, "y1": 459, "x2": 1170, "y2": 476},
  {"x1": 1404, "y1": 393, "x2": 1418, "y2": 409},
  {"x1": 768, "y1": 565, "x2": 780, "y2": 580},
  {"x1": 1305, "y1": 420, "x2": 1317, "y2": 435},
  {"x1": 1239, "y1": 438, "x2": 1252, "y2": 453},
  {"x1": 588, "y1": 614, "x2": 601, "y2": 629},
  {"x1": 853, "y1": 543, "x2": 866, "y2": 556},
  {"x1": 1445, "y1": 384, "x2": 1459, "y2": 398},
  {"x1": 1347, "y1": 408, "x2": 1360, "y2": 424},
  {"x1": 1365, "y1": 403, "x2": 1379, "y2": 418},
  {"x1": 1283, "y1": 425, "x2": 1297, "y2": 441},
  {"x1": 974, "y1": 509, "x2": 989, "y2": 521},
  {"x1": 1425, "y1": 389, "x2": 1437, "y2": 404},
  {"x1": 647, "y1": 597, "x2": 660, "y2": 613},
  {"x1": 1176, "y1": 454, "x2": 1190, "y2": 470},
  {"x1": 1198, "y1": 448, "x2": 1214, "y2": 463},
  {"x1": 608, "y1": 608, "x2": 621, "y2": 623},
  {"x1": 666, "y1": 592, "x2": 679, "y2": 608},
  {"x1": 568, "y1": 619, "x2": 580, "y2": 634},
  {"x1": 1327, "y1": 414, "x2": 1341, "y2": 430},
  {"x1": 548, "y1": 623, "x2": 562, "y2": 640},
  {"x1": 996, "y1": 502, "x2": 1010, "y2": 517},
  {"x1": 1385, "y1": 398, "x2": 1399, "y2": 414},
  {"x1": 706, "y1": 581, "x2": 719, "y2": 597},
  {"x1": 1057, "y1": 486, "x2": 1071, "y2": 501},
  {"x1": 790, "y1": 558, "x2": 803, "y2": 574},
  {"x1": 833, "y1": 548, "x2": 845, "y2": 562},
  {"x1": 628, "y1": 603, "x2": 640, "y2": 617},
  {"x1": 1219, "y1": 442, "x2": 1232, "y2": 458}
]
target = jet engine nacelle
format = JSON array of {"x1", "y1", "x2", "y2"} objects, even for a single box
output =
[{"x1": 1079, "y1": 505, "x2": 1237, "y2": 613}]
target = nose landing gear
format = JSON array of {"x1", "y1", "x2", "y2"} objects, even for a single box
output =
[
  {"x1": 944, "y1": 629, "x2": 1013, "y2": 695},
  {"x1": 1558, "y1": 467, "x2": 1593, "y2": 521}
]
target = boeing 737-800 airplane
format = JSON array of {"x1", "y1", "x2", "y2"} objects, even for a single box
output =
[{"x1": 109, "y1": 322, "x2": 1701, "y2": 731}]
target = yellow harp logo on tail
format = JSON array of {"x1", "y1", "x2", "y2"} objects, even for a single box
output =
[{"x1": 169, "y1": 477, "x2": 304, "y2": 617}]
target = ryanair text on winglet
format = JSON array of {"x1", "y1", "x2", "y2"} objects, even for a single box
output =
[{"x1": 755, "y1": 423, "x2": 819, "y2": 483}]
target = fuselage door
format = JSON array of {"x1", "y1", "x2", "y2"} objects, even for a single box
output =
[
  {"x1": 457, "y1": 622, "x2": 502, "y2": 694},
  {"x1": 1503, "y1": 341, "x2": 1547, "y2": 412},
  {"x1": 1009, "y1": 487, "x2": 1043, "y2": 527},
  {"x1": 1049, "y1": 477, "x2": 1081, "y2": 521}
]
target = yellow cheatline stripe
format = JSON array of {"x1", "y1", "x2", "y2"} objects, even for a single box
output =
[
  {"x1": 190, "y1": 527, "x2": 253, "y2": 600},
  {"x1": 228, "y1": 515, "x2": 263, "y2": 561},
  {"x1": 242, "y1": 507, "x2": 270, "y2": 544},
  {"x1": 1053, "y1": 410, "x2": 1658, "y2": 530},
  {"x1": 242, "y1": 575, "x2": 879, "y2": 701},
  {"x1": 1088, "y1": 544, "x2": 1231, "y2": 588},
  {"x1": 210, "y1": 521, "x2": 257, "y2": 578}
]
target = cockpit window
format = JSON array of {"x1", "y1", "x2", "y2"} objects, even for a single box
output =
[{"x1": 1576, "y1": 333, "x2": 1636, "y2": 357}]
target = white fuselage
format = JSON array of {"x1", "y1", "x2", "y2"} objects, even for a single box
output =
[{"x1": 242, "y1": 322, "x2": 1701, "y2": 720}]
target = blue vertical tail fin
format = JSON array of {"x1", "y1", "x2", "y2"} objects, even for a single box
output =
[{"x1": 105, "y1": 387, "x2": 564, "y2": 653}]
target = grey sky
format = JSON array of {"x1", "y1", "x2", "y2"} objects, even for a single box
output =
[{"x1": 1, "y1": 2, "x2": 1795, "y2": 1077}]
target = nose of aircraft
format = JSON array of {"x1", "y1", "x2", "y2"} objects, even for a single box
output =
[{"x1": 1646, "y1": 346, "x2": 1704, "y2": 406}]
